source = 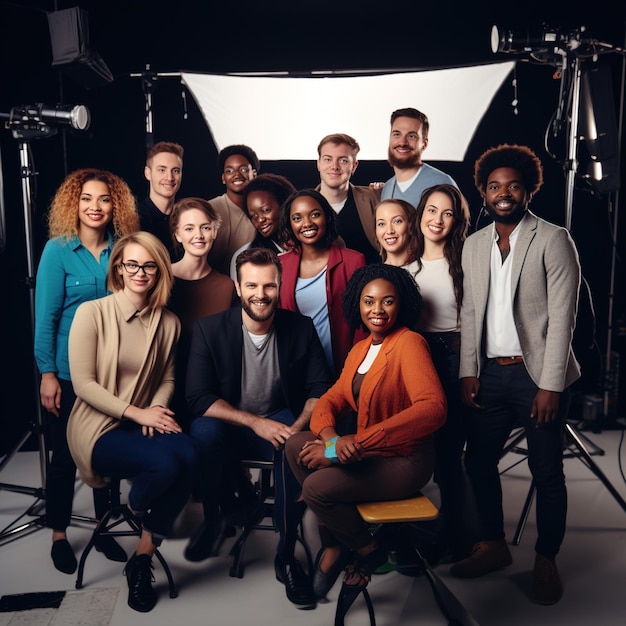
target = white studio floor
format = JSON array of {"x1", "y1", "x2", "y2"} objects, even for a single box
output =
[{"x1": 1, "y1": 423, "x2": 626, "y2": 626}]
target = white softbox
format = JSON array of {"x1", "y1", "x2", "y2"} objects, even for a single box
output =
[{"x1": 181, "y1": 62, "x2": 515, "y2": 162}]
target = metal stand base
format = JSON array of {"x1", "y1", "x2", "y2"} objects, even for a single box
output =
[{"x1": 506, "y1": 422, "x2": 626, "y2": 545}]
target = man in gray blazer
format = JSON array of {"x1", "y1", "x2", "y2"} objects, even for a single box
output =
[{"x1": 452, "y1": 144, "x2": 581, "y2": 606}]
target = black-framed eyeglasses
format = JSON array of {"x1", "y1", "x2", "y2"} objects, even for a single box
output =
[{"x1": 120, "y1": 262, "x2": 159, "y2": 275}]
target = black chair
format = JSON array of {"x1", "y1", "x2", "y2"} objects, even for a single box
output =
[
  {"x1": 75, "y1": 481, "x2": 177, "y2": 599},
  {"x1": 228, "y1": 459, "x2": 313, "y2": 579},
  {"x1": 228, "y1": 459, "x2": 277, "y2": 578}
]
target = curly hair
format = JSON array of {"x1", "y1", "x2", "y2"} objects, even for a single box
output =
[
  {"x1": 242, "y1": 173, "x2": 296, "y2": 215},
  {"x1": 342, "y1": 263, "x2": 423, "y2": 333},
  {"x1": 108, "y1": 231, "x2": 173, "y2": 308},
  {"x1": 47, "y1": 168, "x2": 139, "y2": 240},
  {"x1": 217, "y1": 144, "x2": 260, "y2": 173},
  {"x1": 278, "y1": 188, "x2": 339, "y2": 251},
  {"x1": 374, "y1": 199, "x2": 417, "y2": 263},
  {"x1": 409, "y1": 184, "x2": 470, "y2": 319},
  {"x1": 474, "y1": 144, "x2": 544, "y2": 199}
]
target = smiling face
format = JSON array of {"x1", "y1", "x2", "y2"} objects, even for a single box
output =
[
  {"x1": 419, "y1": 190, "x2": 455, "y2": 244},
  {"x1": 375, "y1": 201, "x2": 411, "y2": 264},
  {"x1": 246, "y1": 190, "x2": 280, "y2": 239},
  {"x1": 221, "y1": 154, "x2": 256, "y2": 196},
  {"x1": 117, "y1": 242, "x2": 159, "y2": 305},
  {"x1": 289, "y1": 195, "x2": 327, "y2": 247},
  {"x1": 144, "y1": 151, "x2": 182, "y2": 204},
  {"x1": 387, "y1": 116, "x2": 427, "y2": 170},
  {"x1": 236, "y1": 262, "x2": 280, "y2": 328},
  {"x1": 77, "y1": 180, "x2": 114, "y2": 234},
  {"x1": 317, "y1": 141, "x2": 358, "y2": 191},
  {"x1": 174, "y1": 207, "x2": 218, "y2": 258},
  {"x1": 359, "y1": 278, "x2": 400, "y2": 342},
  {"x1": 484, "y1": 167, "x2": 528, "y2": 224}
]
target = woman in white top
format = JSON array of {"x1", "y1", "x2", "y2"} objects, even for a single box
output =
[
  {"x1": 410, "y1": 183, "x2": 471, "y2": 562},
  {"x1": 376, "y1": 186, "x2": 472, "y2": 562}
]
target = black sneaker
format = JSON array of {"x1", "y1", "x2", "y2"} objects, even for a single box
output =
[
  {"x1": 274, "y1": 556, "x2": 316, "y2": 610},
  {"x1": 124, "y1": 553, "x2": 157, "y2": 612}
]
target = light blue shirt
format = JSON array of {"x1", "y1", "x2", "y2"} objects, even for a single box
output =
[
  {"x1": 381, "y1": 162, "x2": 457, "y2": 208},
  {"x1": 34, "y1": 234, "x2": 112, "y2": 380},
  {"x1": 295, "y1": 267, "x2": 333, "y2": 374}
]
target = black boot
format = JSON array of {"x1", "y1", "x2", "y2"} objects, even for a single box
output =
[{"x1": 124, "y1": 553, "x2": 157, "y2": 612}]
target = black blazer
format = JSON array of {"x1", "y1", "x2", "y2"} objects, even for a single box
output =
[{"x1": 186, "y1": 306, "x2": 332, "y2": 419}]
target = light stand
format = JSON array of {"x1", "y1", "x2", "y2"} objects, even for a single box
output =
[
  {"x1": 0, "y1": 105, "x2": 91, "y2": 546},
  {"x1": 129, "y1": 64, "x2": 184, "y2": 151},
  {"x1": 491, "y1": 24, "x2": 626, "y2": 538}
]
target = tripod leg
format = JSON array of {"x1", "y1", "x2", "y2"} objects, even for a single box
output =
[{"x1": 565, "y1": 424, "x2": 626, "y2": 513}]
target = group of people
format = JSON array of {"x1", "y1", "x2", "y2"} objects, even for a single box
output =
[{"x1": 33, "y1": 106, "x2": 581, "y2": 614}]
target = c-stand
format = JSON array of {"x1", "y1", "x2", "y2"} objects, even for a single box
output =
[
  {"x1": 492, "y1": 23, "x2": 626, "y2": 540},
  {"x1": 0, "y1": 105, "x2": 91, "y2": 546}
]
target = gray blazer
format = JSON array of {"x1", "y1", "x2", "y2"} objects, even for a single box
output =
[{"x1": 459, "y1": 210, "x2": 581, "y2": 392}]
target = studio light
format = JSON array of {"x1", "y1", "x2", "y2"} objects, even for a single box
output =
[
  {"x1": 2, "y1": 104, "x2": 91, "y2": 140},
  {"x1": 491, "y1": 24, "x2": 562, "y2": 55}
]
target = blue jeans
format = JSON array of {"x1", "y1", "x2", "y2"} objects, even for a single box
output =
[
  {"x1": 92, "y1": 423, "x2": 198, "y2": 541},
  {"x1": 463, "y1": 360, "x2": 568, "y2": 557},
  {"x1": 189, "y1": 408, "x2": 305, "y2": 561}
]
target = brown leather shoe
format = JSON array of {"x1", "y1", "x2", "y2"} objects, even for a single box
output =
[
  {"x1": 449, "y1": 539, "x2": 512, "y2": 578},
  {"x1": 532, "y1": 553, "x2": 563, "y2": 605}
]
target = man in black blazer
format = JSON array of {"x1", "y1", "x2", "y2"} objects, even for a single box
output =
[{"x1": 186, "y1": 247, "x2": 332, "y2": 610}]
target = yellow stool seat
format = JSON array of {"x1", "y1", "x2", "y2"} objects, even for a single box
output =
[{"x1": 356, "y1": 493, "x2": 439, "y2": 524}]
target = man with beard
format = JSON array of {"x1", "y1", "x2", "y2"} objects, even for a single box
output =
[
  {"x1": 452, "y1": 144, "x2": 581, "y2": 606},
  {"x1": 185, "y1": 247, "x2": 332, "y2": 610},
  {"x1": 380, "y1": 107, "x2": 457, "y2": 208},
  {"x1": 206, "y1": 144, "x2": 259, "y2": 274}
]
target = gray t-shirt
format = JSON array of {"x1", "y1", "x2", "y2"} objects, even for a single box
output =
[{"x1": 238, "y1": 325, "x2": 284, "y2": 416}]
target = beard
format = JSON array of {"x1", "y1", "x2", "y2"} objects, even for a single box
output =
[
  {"x1": 241, "y1": 297, "x2": 277, "y2": 322},
  {"x1": 484, "y1": 202, "x2": 527, "y2": 224},
  {"x1": 387, "y1": 146, "x2": 420, "y2": 170}
]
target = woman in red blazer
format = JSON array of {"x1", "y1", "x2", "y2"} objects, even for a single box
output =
[{"x1": 277, "y1": 189, "x2": 366, "y2": 378}]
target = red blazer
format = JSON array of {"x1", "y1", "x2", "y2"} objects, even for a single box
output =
[
  {"x1": 311, "y1": 326, "x2": 447, "y2": 456},
  {"x1": 278, "y1": 244, "x2": 366, "y2": 376}
]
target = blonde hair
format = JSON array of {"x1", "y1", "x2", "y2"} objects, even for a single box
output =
[{"x1": 108, "y1": 232, "x2": 173, "y2": 308}]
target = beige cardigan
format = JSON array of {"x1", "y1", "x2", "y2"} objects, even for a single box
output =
[{"x1": 67, "y1": 290, "x2": 180, "y2": 488}]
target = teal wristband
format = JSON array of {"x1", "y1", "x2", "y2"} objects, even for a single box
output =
[{"x1": 324, "y1": 436, "x2": 340, "y2": 464}]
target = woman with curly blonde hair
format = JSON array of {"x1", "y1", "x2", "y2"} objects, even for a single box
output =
[{"x1": 34, "y1": 168, "x2": 139, "y2": 574}]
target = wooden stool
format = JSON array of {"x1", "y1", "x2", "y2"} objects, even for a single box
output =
[
  {"x1": 335, "y1": 493, "x2": 468, "y2": 626},
  {"x1": 75, "y1": 483, "x2": 177, "y2": 599}
]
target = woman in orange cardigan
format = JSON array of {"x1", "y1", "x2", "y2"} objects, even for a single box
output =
[{"x1": 285, "y1": 263, "x2": 446, "y2": 604}]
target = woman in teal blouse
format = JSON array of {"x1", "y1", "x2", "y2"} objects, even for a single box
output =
[{"x1": 34, "y1": 168, "x2": 139, "y2": 574}]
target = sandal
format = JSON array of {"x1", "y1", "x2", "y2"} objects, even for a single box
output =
[{"x1": 343, "y1": 543, "x2": 388, "y2": 588}]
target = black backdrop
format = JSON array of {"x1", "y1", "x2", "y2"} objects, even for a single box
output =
[{"x1": 1, "y1": 1, "x2": 625, "y2": 453}]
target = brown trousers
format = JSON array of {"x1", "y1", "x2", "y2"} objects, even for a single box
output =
[{"x1": 285, "y1": 431, "x2": 434, "y2": 550}]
